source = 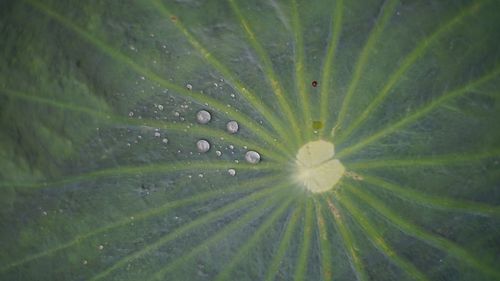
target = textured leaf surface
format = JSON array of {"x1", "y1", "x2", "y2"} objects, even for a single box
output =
[{"x1": 1, "y1": 0, "x2": 500, "y2": 280}]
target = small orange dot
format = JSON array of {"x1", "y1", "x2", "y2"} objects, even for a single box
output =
[{"x1": 170, "y1": 15, "x2": 178, "y2": 22}]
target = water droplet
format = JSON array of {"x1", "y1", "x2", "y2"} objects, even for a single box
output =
[
  {"x1": 162, "y1": 138, "x2": 169, "y2": 144},
  {"x1": 154, "y1": 132, "x2": 161, "y2": 137},
  {"x1": 230, "y1": 93, "x2": 235, "y2": 98},
  {"x1": 226, "y1": 121, "x2": 239, "y2": 134},
  {"x1": 216, "y1": 150, "x2": 222, "y2": 157},
  {"x1": 245, "y1": 151, "x2": 261, "y2": 164},
  {"x1": 98, "y1": 245, "x2": 104, "y2": 250},
  {"x1": 196, "y1": 139, "x2": 210, "y2": 153},
  {"x1": 158, "y1": 104, "x2": 164, "y2": 110},
  {"x1": 186, "y1": 83, "x2": 193, "y2": 90},
  {"x1": 228, "y1": 169, "x2": 236, "y2": 176},
  {"x1": 229, "y1": 145, "x2": 234, "y2": 150},
  {"x1": 196, "y1": 110, "x2": 211, "y2": 124},
  {"x1": 83, "y1": 260, "x2": 88, "y2": 265},
  {"x1": 198, "y1": 173, "x2": 204, "y2": 178},
  {"x1": 128, "y1": 111, "x2": 134, "y2": 117}
]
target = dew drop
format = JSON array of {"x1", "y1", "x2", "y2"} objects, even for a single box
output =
[
  {"x1": 128, "y1": 111, "x2": 134, "y2": 117},
  {"x1": 229, "y1": 144, "x2": 234, "y2": 150},
  {"x1": 226, "y1": 120, "x2": 239, "y2": 134},
  {"x1": 158, "y1": 104, "x2": 164, "y2": 111},
  {"x1": 196, "y1": 110, "x2": 211, "y2": 124},
  {"x1": 162, "y1": 138, "x2": 169, "y2": 144},
  {"x1": 245, "y1": 150, "x2": 261, "y2": 164},
  {"x1": 154, "y1": 132, "x2": 161, "y2": 137},
  {"x1": 98, "y1": 245, "x2": 104, "y2": 250},
  {"x1": 216, "y1": 150, "x2": 222, "y2": 157},
  {"x1": 196, "y1": 139, "x2": 210, "y2": 153},
  {"x1": 186, "y1": 83, "x2": 193, "y2": 90},
  {"x1": 228, "y1": 169, "x2": 236, "y2": 176}
]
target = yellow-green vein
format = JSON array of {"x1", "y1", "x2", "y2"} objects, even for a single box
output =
[
  {"x1": 335, "y1": 1, "x2": 485, "y2": 144},
  {"x1": 332, "y1": 0, "x2": 399, "y2": 138},
  {"x1": 326, "y1": 196, "x2": 368, "y2": 281},
  {"x1": 347, "y1": 186, "x2": 500, "y2": 279},
  {"x1": 339, "y1": 193, "x2": 429, "y2": 281},
  {"x1": 228, "y1": 0, "x2": 302, "y2": 148},
  {"x1": 213, "y1": 197, "x2": 296, "y2": 281},
  {"x1": 8, "y1": 161, "x2": 280, "y2": 190},
  {"x1": 89, "y1": 183, "x2": 290, "y2": 281},
  {"x1": 293, "y1": 198, "x2": 314, "y2": 281},
  {"x1": 346, "y1": 148, "x2": 500, "y2": 169},
  {"x1": 337, "y1": 66, "x2": 500, "y2": 159},
  {"x1": 356, "y1": 174, "x2": 500, "y2": 217},
  {"x1": 149, "y1": 187, "x2": 296, "y2": 281},
  {"x1": 291, "y1": 0, "x2": 313, "y2": 141},
  {"x1": 151, "y1": 0, "x2": 295, "y2": 153},
  {"x1": 264, "y1": 202, "x2": 302, "y2": 281},
  {"x1": 0, "y1": 88, "x2": 289, "y2": 163},
  {"x1": 0, "y1": 174, "x2": 281, "y2": 273},
  {"x1": 314, "y1": 198, "x2": 333, "y2": 281},
  {"x1": 319, "y1": 0, "x2": 343, "y2": 138},
  {"x1": 24, "y1": 0, "x2": 288, "y2": 157}
]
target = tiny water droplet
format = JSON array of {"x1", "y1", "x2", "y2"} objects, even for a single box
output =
[
  {"x1": 226, "y1": 121, "x2": 239, "y2": 134},
  {"x1": 198, "y1": 173, "x2": 204, "y2": 178},
  {"x1": 186, "y1": 83, "x2": 193, "y2": 90},
  {"x1": 158, "y1": 104, "x2": 164, "y2": 110},
  {"x1": 228, "y1": 169, "x2": 236, "y2": 176},
  {"x1": 196, "y1": 139, "x2": 210, "y2": 153},
  {"x1": 128, "y1": 111, "x2": 134, "y2": 117},
  {"x1": 98, "y1": 245, "x2": 104, "y2": 250},
  {"x1": 245, "y1": 151, "x2": 261, "y2": 164},
  {"x1": 196, "y1": 110, "x2": 211, "y2": 124},
  {"x1": 216, "y1": 150, "x2": 222, "y2": 157},
  {"x1": 154, "y1": 132, "x2": 161, "y2": 137},
  {"x1": 162, "y1": 138, "x2": 169, "y2": 144}
]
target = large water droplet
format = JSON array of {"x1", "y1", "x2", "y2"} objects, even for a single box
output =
[
  {"x1": 245, "y1": 150, "x2": 261, "y2": 164},
  {"x1": 226, "y1": 120, "x2": 239, "y2": 134},
  {"x1": 196, "y1": 139, "x2": 210, "y2": 153},
  {"x1": 196, "y1": 110, "x2": 211, "y2": 124}
]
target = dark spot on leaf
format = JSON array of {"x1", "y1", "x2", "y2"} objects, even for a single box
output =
[{"x1": 312, "y1": 80, "x2": 318, "y2": 87}]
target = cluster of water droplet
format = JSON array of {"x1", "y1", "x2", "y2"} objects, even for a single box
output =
[{"x1": 195, "y1": 109, "x2": 261, "y2": 166}]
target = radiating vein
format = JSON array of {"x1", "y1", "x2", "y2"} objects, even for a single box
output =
[
  {"x1": 89, "y1": 183, "x2": 290, "y2": 281},
  {"x1": 337, "y1": 66, "x2": 500, "y2": 159},
  {"x1": 293, "y1": 198, "x2": 314, "y2": 281},
  {"x1": 319, "y1": 0, "x2": 343, "y2": 138},
  {"x1": 356, "y1": 174, "x2": 500, "y2": 217},
  {"x1": 264, "y1": 202, "x2": 302, "y2": 281},
  {"x1": 314, "y1": 199, "x2": 333, "y2": 281},
  {"x1": 335, "y1": 1, "x2": 485, "y2": 144},
  {"x1": 24, "y1": 0, "x2": 288, "y2": 157},
  {"x1": 150, "y1": 187, "x2": 296, "y2": 281},
  {"x1": 339, "y1": 194, "x2": 429, "y2": 281},
  {"x1": 150, "y1": 0, "x2": 294, "y2": 153},
  {"x1": 347, "y1": 148, "x2": 500, "y2": 170},
  {"x1": 213, "y1": 196, "x2": 297, "y2": 281},
  {"x1": 326, "y1": 197, "x2": 368, "y2": 281},
  {"x1": 0, "y1": 174, "x2": 280, "y2": 273},
  {"x1": 0, "y1": 88, "x2": 288, "y2": 163},
  {"x1": 347, "y1": 186, "x2": 500, "y2": 279},
  {"x1": 332, "y1": 0, "x2": 399, "y2": 137},
  {"x1": 228, "y1": 0, "x2": 302, "y2": 147},
  {"x1": 290, "y1": 0, "x2": 312, "y2": 141},
  {"x1": 6, "y1": 160, "x2": 279, "y2": 190}
]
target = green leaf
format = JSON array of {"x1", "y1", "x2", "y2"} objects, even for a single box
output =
[{"x1": 1, "y1": 0, "x2": 499, "y2": 280}]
